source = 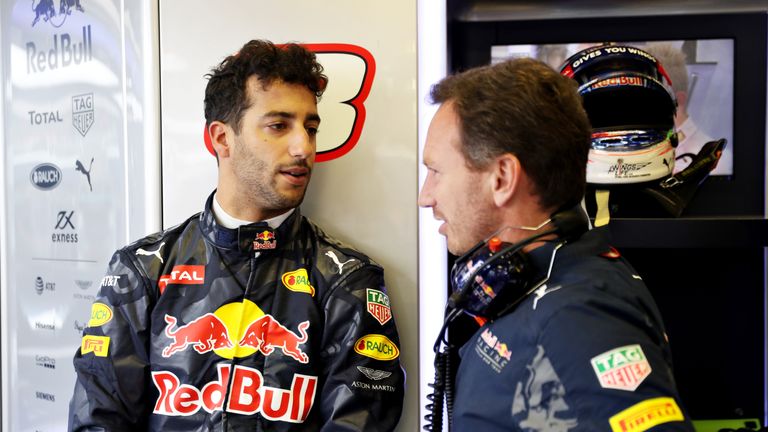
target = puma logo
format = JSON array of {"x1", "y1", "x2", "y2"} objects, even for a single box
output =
[
  {"x1": 136, "y1": 242, "x2": 165, "y2": 263},
  {"x1": 75, "y1": 157, "x2": 94, "y2": 191},
  {"x1": 325, "y1": 251, "x2": 356, "y2": 274}
]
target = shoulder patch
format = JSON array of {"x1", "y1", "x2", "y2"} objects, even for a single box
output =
[
  {"x1": 354, "y1": 334, "x2": 399, "y2": 360},
  {"x1": 366, "y1": 288, "x2": 391, "y2": 325},
  {"x1": 88, "y1": 303, "x2": 113, "y2": 327},
  {"x1": 81, "y1": 335, "x2": 110, "y2": 357},
  {"x1": 591, "y1": 344, "x2": 651, "y2": 391}
]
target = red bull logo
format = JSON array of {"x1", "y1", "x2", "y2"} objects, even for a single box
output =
[
  {"x1": 162, "y1": 313, "x2": 233, "y2": 357},
  {"x1": 239, "y1": 316, "x2": 310, "y2": 363},
  {"x1": 253, "y1": 230, "x2": 277, "y2": 250},
  {"x1": 161, "y1": 300, "x2": 310, "y2": 363},
  {"x1": 152, "y1": 363, "x2": 317, "y2": 422}
]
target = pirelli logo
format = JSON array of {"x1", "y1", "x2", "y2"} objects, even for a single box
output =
[
  {"x1": 609, "y1": 397, "x2": 684, "y2": 432},
  {"x1": 81, "y1": 335, "x2": 110, "y2": 357}
]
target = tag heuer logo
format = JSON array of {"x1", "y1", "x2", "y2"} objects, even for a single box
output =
[
  {"x1": 72, "y1": 93, "x2": 94, "y2": 136},
  {"x1": 591, "y1": 344, "x2": 652, "y2": 391},
  {"x1": 366, "y1": 288, "x2": 391, "y2": 325}
]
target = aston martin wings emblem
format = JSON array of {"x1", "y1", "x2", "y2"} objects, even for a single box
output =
[{"x1": 357, "y1": 366, "x2": 392, "y2": 381}]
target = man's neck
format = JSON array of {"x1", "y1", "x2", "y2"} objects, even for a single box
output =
[{"x1": 213, "y1": 193, "x2": 293, "y2": 229}]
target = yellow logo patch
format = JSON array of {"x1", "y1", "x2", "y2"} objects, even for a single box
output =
[
  {"x1": 81, "y1": 335, "x2": 110, "y2": 357},
  {"x1": 88, "y1": 303, "x2": 113, "y2": 327},
  {"x1": 609, "y1": 397, "x2": 684, "y2": 432},
  {"x1": 281, "y1": 269, "x2": 315, "y2": 296},
  {"x1": 354, "y1": 334, "x2": 399, "y2": 361}
]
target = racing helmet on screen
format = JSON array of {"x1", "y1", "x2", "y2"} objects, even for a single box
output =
[{"x1": 560, "y1": 44, "x2": 678, "y2": 184}]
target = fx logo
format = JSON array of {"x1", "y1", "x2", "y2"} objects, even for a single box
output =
[
  {"x1": 204, "y1": 43, "x2": 375, "y2": 163},
  {"x1": 55, "y1": 211, "x2": 75, "y2": 229}
]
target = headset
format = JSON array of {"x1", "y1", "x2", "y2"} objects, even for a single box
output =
[{"x1": 423, "y1": 204, "x2": 590, "y2": 431}]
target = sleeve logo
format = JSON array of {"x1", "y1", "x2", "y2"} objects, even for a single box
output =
[
  {"x1": 81, "y1": 335, "x2": 110, "y2": 357},
  {"x1": 366, "y1": 288, "x2": 391, "y2": 325},
  {"x1": 88, "y1": 302, "x2": 113, "y2": 327},
  {"x1": 354, "y1": 334, "x2": 399, "y2": 361},
  {"x1": 591, "y1": 344, "x2": 651, "y2": 391},
  {"x1": 609, "y1": 397, "x2": 684, "y2": 432}
]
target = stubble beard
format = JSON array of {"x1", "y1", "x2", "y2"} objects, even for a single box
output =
[{"x1": 232, "y1": 144, "x2": 310, "y2": 214}]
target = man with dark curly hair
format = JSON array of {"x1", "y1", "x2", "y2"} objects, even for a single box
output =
[{"x1": 69, "y1": 39, "x2": 405, "y2": 431}]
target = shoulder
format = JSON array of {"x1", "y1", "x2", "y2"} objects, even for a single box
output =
[
  {"x1": 116, "y1": 212, "x2": 202, "y2": 276},
  {"x1": 300, "y1": 217, "x2": 382, "y2": 275}
]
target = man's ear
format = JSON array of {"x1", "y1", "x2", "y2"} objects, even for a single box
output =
[
  {"x1": 489, "y1": 153, "x2": 522, "y2": 207},
  {"x1": 208, "y1": 121, "x2": 232, "y2": 158}
]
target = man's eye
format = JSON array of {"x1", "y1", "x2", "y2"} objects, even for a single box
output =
[
  {"x1": 269, "y1": 123, "x2": 287, "y2": 131},
  {"x1": 307, "y1": 126, "x2": 319, "y2": 136}
]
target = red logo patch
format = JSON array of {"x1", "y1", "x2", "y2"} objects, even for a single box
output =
[{"x1": 159, "y1": 265, "x2": 205, "y2": 294}]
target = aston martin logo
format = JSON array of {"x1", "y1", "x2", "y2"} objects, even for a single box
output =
[{"x1": 356, "y1": 366, "x2": 392, "y2": 381}]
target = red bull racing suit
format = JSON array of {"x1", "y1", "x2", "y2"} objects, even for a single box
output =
[
  {"x1": 452, "y1": 227, "x2": 694, "y2": 431},
  {"x1": 69, "y1": 193, "x2": 405, "y2": 431}
]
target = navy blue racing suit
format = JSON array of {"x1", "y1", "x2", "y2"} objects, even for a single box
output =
[
  {"x1": 69, "y1": 193, "x2": 405, "y2": 431},
  {"x1": 452, "y1": 227, "x2": 693, "y2": 431}
]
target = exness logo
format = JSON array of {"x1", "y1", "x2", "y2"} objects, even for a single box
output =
[{"x1": 204, "y1": 44, "x2": 375, "y2": 163}]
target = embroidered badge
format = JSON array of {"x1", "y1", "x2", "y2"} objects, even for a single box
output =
[
  {"x1": 253, "y1": 229, "x2": 276, "y2": 250},
  {"x1": 474, "y1": 327, "x2": 511, "y2": 373},
  {"x1": 81, "y1": 335, "x2": 110, "y2": 357},
  {"x1": 366, "y1": 288, "x2": 392, "y2": 325},
  {"x1": 354, "y1": 334, "x2": 399, "y2": 361},
  {"x1": 281, "y1": 268, "x2": 315, "y2": 296},
  {"x1": 609, "y1": 397, "x2": 684, "y2": 432},
  {"x1": 591, "y1": 344, "x2": 652, "y2": 391}
]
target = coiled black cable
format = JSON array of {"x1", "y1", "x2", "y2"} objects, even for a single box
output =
[{"x1": 423, "y1": 308, "x2": 461, "y2": 431}]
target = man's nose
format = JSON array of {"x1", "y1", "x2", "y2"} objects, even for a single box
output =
[
  {"x1": 289, "y1": 129, "x2": 315, "y2": 159},
  {"x1": 418, "y1": 180, "x2": 434, "y2": 208}
]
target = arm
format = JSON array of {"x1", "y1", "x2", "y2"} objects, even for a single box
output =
[
  {"x1": 318, "y1": 265, "x2": 405, "y2": 432},
  {"x1": 522, "y1": 295, "x2": 695, "y2": 431},
  {"x1": 68, "y1": 250, "x2": 154, "y2": 431}
]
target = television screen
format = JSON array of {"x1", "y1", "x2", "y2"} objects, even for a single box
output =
[{"x1": 491, "y1": 39, "x2": 734, "y2": 176}]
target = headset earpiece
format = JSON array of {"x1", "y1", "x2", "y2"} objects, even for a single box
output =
[{"x1": 448, "y1": 205, "x2": 589, "y2": 320}]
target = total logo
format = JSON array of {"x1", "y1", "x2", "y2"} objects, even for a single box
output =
[
  {"x1": 161, "y1": 299, "x2": 310, "y2": 363},
  {"x1": 204, "y1": 44, "x2": 375, "y2": 163}
]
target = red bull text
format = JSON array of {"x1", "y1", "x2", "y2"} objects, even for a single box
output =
[{"x1": 152, "y1": 364, "x2": 317, "y2": 422}]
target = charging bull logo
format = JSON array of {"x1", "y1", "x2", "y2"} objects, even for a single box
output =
[
  {"x1": 203, "y1": 44, "x2": 375, "y2": 162},
  {"x1": 161, "y1": 300, "x2": 310, "y2": 363},
  {"x1": 31, "y1": 0, "x2": 85, "y2": 28},
  {"x1": 162, "y1": 313, "x2": 233, "y2": 357},
  {"x1": 239, "y1": 316, "x2": 310, "y2": 364}
]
